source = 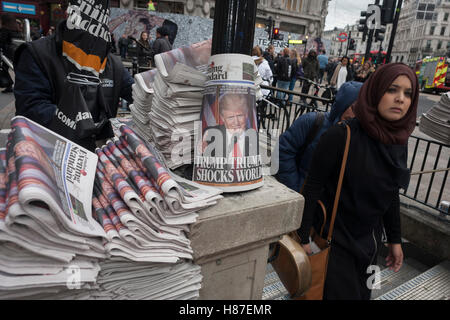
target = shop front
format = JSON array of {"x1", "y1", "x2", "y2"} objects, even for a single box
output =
[{"x1": 0, "y1": 0, "x2": 66, "y2": 36}]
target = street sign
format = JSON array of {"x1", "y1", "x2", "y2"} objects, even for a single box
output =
[
  {"x1": 288, "y1": 39, "x2": 304, "y2": 44},
  {"x1": 1, "y1": 1, "x2": 36, "y2": 15},
  {"x1": 338, "y1": 32, "x2": 348, "y2": 42}
]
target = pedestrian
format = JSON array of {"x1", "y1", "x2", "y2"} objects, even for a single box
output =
[
  {"x1": 325, "y1": 57, "x2": 336, "y2": 85},
  {"x1": 301, "y1": 49, "x2": 319, "y2": 100},
  {"x1": 275, "y1": 47, "x2": 293, "y2": 101},
  {"x1": 330, "y1": 56, "x2": 353, "y2": 91},
  {"x1": 0, "y1": 14, "x2": 20, "y2": 93},
  {"x1": 118, "y1": 33, "x2": 129, "y2": 59},
  {"x1": 152, "y1": 26, "x2": 172, "y2": 57},
  {"x1": 317, "y1": 50, "x2": 328, "y2": 84},
  {"x1": 13, "y1": 0, "x2": 134, "y2": 151},
  {"x1": 354, "y1": 61, "x2": 374, "y2": 83},
  {"x1": 252, "y1": 46, "x2": 272, "y2": 97},
  {"x1": 137, "y1": 31, "x2": 152, "y2": 67},
  {"x1": 288, "y1": 49, "x2": 300, "y2": 102},
  {"x1": 110, "y1": 33, "x2": 117, "y2": 54},
  {"x1": 47, "y1": 26, "x2": 55, "y2": 37},
  {"x1": 298, "y1": 63, "x2": 419, "y2": 300},
  {"x1": 263, "y1": 44, "x2": 276, "y2": 77},
  {"x1": 276, "y1": 81, "x2": 362, "y2": 192}
]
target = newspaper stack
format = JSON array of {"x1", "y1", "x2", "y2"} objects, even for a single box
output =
[
  {"x1": 89, "y1": 124, "x2": 222, "y2": 299},
  {"x1": 91, "y1": 259, "x2": 202, "y2": 300},
  {"x1": 419, "y1": 92, "x2": 450, "y2": 145},
  {"x1": 129, "y1": 40, "x2": 212, "y2": 169},
  {"x1": 0, "y1": 117, "x2": 106, "y2": 299},
  {"x1": 129, "y1": 69, "x2": 157, "y2": 140}
]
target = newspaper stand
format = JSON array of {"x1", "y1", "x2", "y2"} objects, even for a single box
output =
[{"x1": 189, "y1": 176, "x2": 304, "y2": 299}]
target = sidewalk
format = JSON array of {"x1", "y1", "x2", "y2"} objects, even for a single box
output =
[{"x1": 0, "y1": 98, "x2": 14, "y2": 130}]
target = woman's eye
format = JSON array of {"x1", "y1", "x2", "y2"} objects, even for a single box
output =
[
  {"x1": 405, "y1": 91, "x2": 412, "y2": 97},
  {"x1": 387, "y1": 88, "x2": 396, "y2": 93}
]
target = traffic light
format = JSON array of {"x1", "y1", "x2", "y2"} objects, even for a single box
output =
[
  {"x1": 273, "y1": 27, "x2": 284, "y2": 40},
  {"x1": 349, "y1": 38, "x2": 356, "y2": 50},
  {"x1": 375, "y1": 25, "x2": 386, "y2": 42},
  {"x1": 381, "y1": 0, "x2": 396, "y2": 25},
  {"x1": 358, "y1": 11, "x2": 368, "y2": 42}
]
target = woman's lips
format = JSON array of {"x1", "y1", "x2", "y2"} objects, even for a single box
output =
[{"x1": 390, "y1": 107, "x2": 402, "y2": 113}]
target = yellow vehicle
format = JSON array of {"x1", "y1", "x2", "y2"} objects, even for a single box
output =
[{"x1": 416, "y1": 57, "x2": 450, "y2": 93}]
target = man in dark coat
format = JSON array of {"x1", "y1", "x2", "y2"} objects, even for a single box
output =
[
  {"x1": 152, "y1": 27, "x2": 172, "y2": 57},
  {"x1": 13, "y1": 16, "x2": 134, "y2": 150},
  {"x1": 300, "y1": 50, "x2": 320, "y2": 100}
]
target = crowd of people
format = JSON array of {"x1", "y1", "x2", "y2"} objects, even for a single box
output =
[
  {"x1": 252, "y1": 44, "x2": 378, "y2": 102},
  {"x1": 117, "y1": 26, "x2": 172, "y2": 67}
]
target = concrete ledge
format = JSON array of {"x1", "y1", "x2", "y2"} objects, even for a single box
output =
[
  {"x1": 400, "y1": 196, "x2": 450, "y2": 261},
  {"x1": 189, "y1": 176, "x2": 304, "y2": 299},
  {"x1": 190, "y1": 176, "x2": 304, "y2": 263}
]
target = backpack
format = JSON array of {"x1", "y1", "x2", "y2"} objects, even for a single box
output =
[{"x1": 277, "y1": 57, "x2": 291, "y2": 81}]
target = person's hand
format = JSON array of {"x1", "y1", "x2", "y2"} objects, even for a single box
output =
[
  {"x1": 385, "y1": 243, "x2": 403, "y2": 272},
  {"x1": 301, "y1": 243, "x2": 312, "y2": 255}
]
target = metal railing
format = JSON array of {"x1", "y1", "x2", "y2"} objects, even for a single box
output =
[
  {"x1": 404, "y1": 135, "x2": 450, "y2": 217},
  {"x1": 258, "y1": 84, "x2": 334, "y2": 134}
]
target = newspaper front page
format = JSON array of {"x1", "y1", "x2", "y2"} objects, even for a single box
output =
[
  {"x1": 9, "y1": 116, "x2": 105, "y2": 238},
  {"x1": 193, "y1": 54, "x2": 263, "y2": 192}
]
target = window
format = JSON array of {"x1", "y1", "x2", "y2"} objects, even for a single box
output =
[
  {"x1": 430, "y1": 26, "x2": 435, "y2": 35},
  {"x1": 445, "y1": 13, "x2": 450, "y2": 21},
  {"x1": 438, "y1": 40, "x2": 442, "y2": 49},
  {"x1": 426, "y1": 40, "x2": 432, "y2": 48},
  {"x1": 441, "y1": 27, "x2": 446, "y2": 36}
]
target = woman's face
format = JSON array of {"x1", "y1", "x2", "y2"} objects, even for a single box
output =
[
  {"x1": 342, "y1": 58, "x2": 348, "y2": 66},
  {"x1": 377, "y1": 75, "x2": 413, "y2": 122},
  {"x1": 364, "y1": 62, "x2": 370, "y2": 70},
  {"x1": 141, "y1": 32, "x2": 148, "y2": 40}
]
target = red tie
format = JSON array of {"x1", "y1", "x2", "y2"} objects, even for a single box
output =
[{"x1": 233, "y1": 140, "x2": 241, "y2": 169}]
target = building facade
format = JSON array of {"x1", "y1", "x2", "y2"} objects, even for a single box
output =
[
  {"x1": 119, "y1": 0, "x2": 330, "y2": 39},
  {"x1": 323, "y1": 22, "x2": 392, "y2": 60},
  {"x1": 391, "y1": 0, "x2": 450, "y2": 66}
]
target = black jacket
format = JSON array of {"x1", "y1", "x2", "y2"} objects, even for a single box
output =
[
  {"x1": 299, "y1": 119, "x2": 405, "y2": 266},
  {"x1": 13, "y1": 21, "x2": 134, "y2": 149}
]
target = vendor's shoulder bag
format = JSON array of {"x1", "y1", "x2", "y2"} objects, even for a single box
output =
[{"x1": 270, "y1": 123, "x2": 351, "y2": 300}]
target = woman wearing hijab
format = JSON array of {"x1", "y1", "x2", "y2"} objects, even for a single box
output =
[{"x1": 297, "y1": 63, "x2": 419, "y2": 300}]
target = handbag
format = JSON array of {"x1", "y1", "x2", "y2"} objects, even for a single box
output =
[
  {"x1": 269, "y1": 123, "x2": 351, "y2": 300},
  {"x1": 298, "y1": 123, "x2": 351, "y2": 300}
]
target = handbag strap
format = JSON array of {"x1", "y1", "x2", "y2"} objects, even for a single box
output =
[{"x1": 327, "y1": 124, "x2": 351, "y2": 243}]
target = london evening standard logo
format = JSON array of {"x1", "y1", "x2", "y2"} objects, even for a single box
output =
[{"x1": 207, "y1": 61, "x2": 228, "y2": 81}]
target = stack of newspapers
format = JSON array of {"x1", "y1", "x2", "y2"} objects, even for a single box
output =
[
  {"x1": 90, "y1": 124, "x2": 222, "y2": 299},
  {"x1": 130, "y1": 40, "x2": 212, "y2": 169},
  {"x1": 0, "y1": 117, "x2": 222, "y2": 300},
  {"x1": 419, "y1": 91, "x2": 450, "y2": 145},
  {"x1": 0, "y1": 117, "x2": 105, "y2": 299}
]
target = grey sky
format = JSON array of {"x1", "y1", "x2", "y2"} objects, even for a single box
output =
[{"x1": 324, "y1": 0, "x2": 373, "y2": 31}]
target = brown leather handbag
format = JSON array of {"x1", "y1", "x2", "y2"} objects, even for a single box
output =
[{"x1": 298, "y1": 123, "x2": 351, "y2": 300}]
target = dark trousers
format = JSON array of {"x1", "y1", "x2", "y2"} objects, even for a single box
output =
[
  {"x1": 318, "y1": 69, "x2": 325, "y2": 83},
  {"x1": 300, "y1": 81, "x2": 311, "y2": 102},
  {"x1": 120, "y1": 47, "x2": 127, "y2": 59},
  {"x1": 323, "y1": 244, "x2": 372, "y2": 300}
]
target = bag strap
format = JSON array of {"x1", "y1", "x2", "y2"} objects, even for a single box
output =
[{"x1": 326, "y1": 123, "x2": 351, "y2": 243}]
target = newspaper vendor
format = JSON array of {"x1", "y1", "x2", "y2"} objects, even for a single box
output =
[{"x1": 13, "y1": 0, "x2": 134, "y2": 151}]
